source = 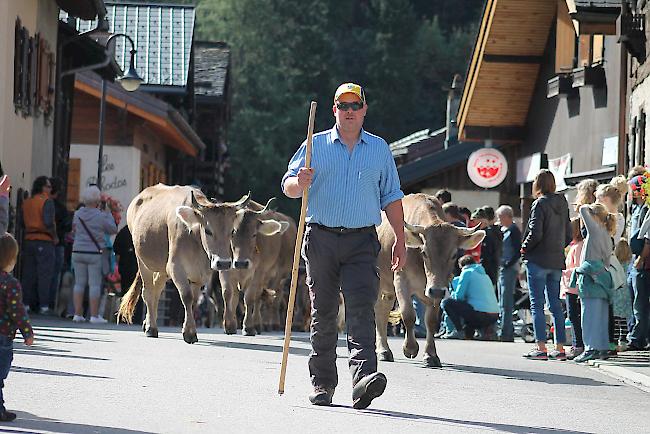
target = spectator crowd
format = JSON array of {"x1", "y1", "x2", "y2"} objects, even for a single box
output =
[{"x1": 424, "y1": 167, "x2": 650, "y2": 364}]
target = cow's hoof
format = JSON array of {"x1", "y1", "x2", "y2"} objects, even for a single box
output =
[
  {"x1": 183, "y1": 331, "x2": 198, "y2": 344},
  {"x1": 224, "y1": 326, "x2": 237, "y2": 335},
  {"x1": 142, "y1": 322, "x2": 146, "y2": 332},
  {"x1": 243, "y1": 326, "x2": 257, "y2": 336},
  {"x1": 403, "y1": 342, "x2": 419, "y2": 359},
  {"x1": 378, "y1": 350, "x2": 394, "y2": 362},
  {"x1": 145, "y1": 328, "x2": 158, "y2": 338},
  {"x1": 423, "y1": 354, "x2": 442, "y2": 368}
]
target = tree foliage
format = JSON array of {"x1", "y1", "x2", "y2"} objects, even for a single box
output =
[{"x1": 193, "y1": 0, "x2": 481, "y2": 214}]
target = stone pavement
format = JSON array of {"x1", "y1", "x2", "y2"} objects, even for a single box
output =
[
  {"x1": 4, "y1": 318, "x2": 650, "y2": 434},
  {"x1": 587, "y1": 350, "x2": 650, "y2": 392}
]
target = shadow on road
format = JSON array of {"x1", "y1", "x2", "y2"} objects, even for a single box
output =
[
  {"x1": 6, "y1": 411, "x2": 154, "y2": 434},
  {"x1": 303, "y1": 405, "x2": 593, "y2": 434},
  {"x1": 11, "y1": 366, "x2": 111, "y2": 379},
  {"x1": 201, "y1": 339, "x2": 312, "y2": 356},
  {"x1": 444, "y1": 364, "x2": 612, "y2": 387},
  {"x1": 14, "y1": 347, "x2": 109, "y2": 362}
]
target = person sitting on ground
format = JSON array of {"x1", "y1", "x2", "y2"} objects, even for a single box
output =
[
  {"x1": 0, "y1": 232, "x2": 34, "y2": 422},
  {"x1": 441, "y1": 255, "x2": 500, "y2": 340},
  {"x1": 71, "y1": 186, "x2": 118, "y2": 324}
]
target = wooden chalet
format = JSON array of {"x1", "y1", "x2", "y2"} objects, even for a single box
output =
[{"x1": 393, "y1": 0, "x2": 627, "y2": 217}]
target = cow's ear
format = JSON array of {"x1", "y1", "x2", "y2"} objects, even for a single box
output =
[
  {"x1": 258, "y1": 219, "x2": 283, "y2": 236},
  {"x1": 404, "y1": 230, "x2": 424, "y2": 248},
  {"x1": 176, "y1": 206, "x2": 201, "y2": 231},
  {"x1": 459, "y1": 230, "x2": 485, "y2": 250}
]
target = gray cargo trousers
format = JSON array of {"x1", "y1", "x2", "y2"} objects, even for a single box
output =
[{"x1": 302, "y1": 223, "x2": 381, "y2": 389}]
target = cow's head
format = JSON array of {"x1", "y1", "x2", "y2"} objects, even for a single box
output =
[
  {"x1": 231, "y1": 198, "x2": 289, "y2": 270},
  {"x1": 175, "y1": 191, "x2": 251, "y2": 271},
  {"x1": 403, "y1": 221, "x2": 485, "y2": 305}
]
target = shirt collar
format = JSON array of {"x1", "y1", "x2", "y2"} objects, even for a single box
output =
[{"x1": 330, "y1": 125, "x2": 367, "y2": 146}]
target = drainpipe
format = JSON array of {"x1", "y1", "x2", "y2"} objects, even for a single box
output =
[{"x1": 618, "y1": 1, "x2": 630, "y2": 175}]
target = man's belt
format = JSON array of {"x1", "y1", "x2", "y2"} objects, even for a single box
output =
[{"x1": 310, "y1": 223, "x2": 374, "y2": 235}]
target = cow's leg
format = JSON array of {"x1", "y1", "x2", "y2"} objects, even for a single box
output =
[
  {"x1": 140, "y1": 265, "x2": 165, "y2": 338},
  {"x1": 168, "y1": 266, "x2": 199, "y2": 344},
  {"x1": 219, "y1": 271, "x2": 238, "y2": 334},
  {"x1": 374, "y1": 288, "x2": 395, "y2": 362},
  {"x1": 242, "y1": 286, "x2": 261, "y2": 336},
  {"x1": 395, "y1": 272, "x2": 419, "y2": 359},
  {"x1": 422, "y1": 296, "x2": 442, "y2": 368}
]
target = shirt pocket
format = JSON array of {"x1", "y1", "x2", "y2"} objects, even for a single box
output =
[{"x1": 357, "y1": 167, "x2": 380, "y2": 196}]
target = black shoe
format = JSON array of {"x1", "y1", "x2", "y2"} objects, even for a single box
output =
[
  {"x1": 627, "y1": 342, "x2": 647, "y2": 351},
  {"x1": 0, "y1": 410, "x2": 16, "y2": 422},
  {"x1": 308, "y1": 386, "x2": 334, "y2": 406},
  {"x1": 352, "y1": 372, "x2": 387, "y2": 410}
]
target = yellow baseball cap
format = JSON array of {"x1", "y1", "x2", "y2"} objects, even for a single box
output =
[{"x1": 334, "y1": 83, "x2": 366, "y2": 103}]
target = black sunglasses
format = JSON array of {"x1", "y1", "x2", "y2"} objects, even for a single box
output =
[{"x1": 336, "y1": 101, "x2": 364, "y2": 112}]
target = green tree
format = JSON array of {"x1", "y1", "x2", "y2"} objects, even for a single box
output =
[{"x1": 193, "y1": 0, "x2": 480, "y2": 216}]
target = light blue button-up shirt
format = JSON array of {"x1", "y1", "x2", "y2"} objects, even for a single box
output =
[{"x1": 281, "y1": 126, "x2": 404, "y2": 228}]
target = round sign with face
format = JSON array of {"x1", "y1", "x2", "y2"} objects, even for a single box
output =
[{"x1": 467, "y1": 148, "x2": 508, "y2": 188}]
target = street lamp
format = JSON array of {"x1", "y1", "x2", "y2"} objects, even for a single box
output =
[{"x1": 97, "y1": 33, "x2": 142, "y2": 190}]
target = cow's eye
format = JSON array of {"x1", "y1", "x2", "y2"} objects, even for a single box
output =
[
  {"x1": 231, "y1": 229, "x2": 236, "y2": 235},
  {"x1": 204, "y1": 227, "x2": 213, "y2": 236}
]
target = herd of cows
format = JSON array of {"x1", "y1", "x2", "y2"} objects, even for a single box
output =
[{"x1": 117, "y1": 184, "x2": 485, "y2": 367}]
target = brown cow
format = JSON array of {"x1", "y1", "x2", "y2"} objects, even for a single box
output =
[
  {"x1": 219, "y1": 200, "x2": 297, "y2": 335},
  {"x1": 375, "y1": 193, "x2": 484, "y2": 366},
  {"x1": 118, "y1": 184, "x2": 250, "y2": 343}
]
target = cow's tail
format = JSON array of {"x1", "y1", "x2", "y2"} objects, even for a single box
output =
[{"x1": 117, "y1": 270, "x2": 143, "y2": 325}]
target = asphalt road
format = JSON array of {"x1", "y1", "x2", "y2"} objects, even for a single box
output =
[{"x1": 5, "y1": 319, "x2": 649, "y2": 434}]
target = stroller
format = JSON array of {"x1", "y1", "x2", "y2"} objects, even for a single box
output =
[{"x1": 512, "y1": 266, "x2": 553, "y2": 343}]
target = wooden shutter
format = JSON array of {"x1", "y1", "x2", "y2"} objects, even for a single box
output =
[
  {"x1": 20, "y1": 28, "x2": 30, "y2": 116},
  {"x1": 555, "y1": 0, "x2": 576, "y2": 73},
  {"x1": 67, "y1": 159, "x2": 81, "y2": 210},
  {"x1": 13, "y1": 18, "x2": 22, "y2": 112},
  {"x1": 592, "y1": 34, "x2": 604, "y2": 64},
  {"x1": 578, "y1": 34, "x2": 592, "y2": 67}
]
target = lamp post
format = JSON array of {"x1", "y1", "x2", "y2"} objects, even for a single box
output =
[{"x1": 97, "y1": 33, "x2": 142, "y2": 190}]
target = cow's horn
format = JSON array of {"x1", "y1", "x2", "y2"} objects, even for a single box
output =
[
  {"x1": 229, "y1": 191, "x2": 251, "y2": 209},
  {"x1": 190, "y1": 191, "x2": 204, "y2": 210},
  {"x1": 404, "y1": 221, "x2": 425, "y2": 233},
  {"x1": 457, "y1": 224, "x2": 481, "y2": 235},
  {"x1": 253, "y1": 197, "x2": 276, "y2": 214}
]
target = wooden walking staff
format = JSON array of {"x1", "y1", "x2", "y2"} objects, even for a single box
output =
[{"x1": 278, "y1": 101, "x2": 317, "y2": 395}]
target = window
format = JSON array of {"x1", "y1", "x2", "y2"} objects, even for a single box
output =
[
  {"x1": 555, "y1": 1, "x2": 606, "y2": 72},
  {"x1": 13, "y1": 17, "x2": 54, "y2": 120}
]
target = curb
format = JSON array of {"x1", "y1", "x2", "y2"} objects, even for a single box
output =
[{"x1": 588, "y1": 358, "x2": 650, "y2": 392}]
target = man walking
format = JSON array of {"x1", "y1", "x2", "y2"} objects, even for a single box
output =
[
  {"x1": 282, "y1": 83, "x2": 406, "y2": 409},
  {"x1": 496, "y1": 205, "x2": 521, "y2": 342}
]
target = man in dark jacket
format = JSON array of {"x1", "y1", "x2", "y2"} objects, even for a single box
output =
[
  {"x1": 48, "y1": 177, "x2": 71, "y2": 311},
  {"x1": 472, "y1": 207, "x2": 502, "y2": 289}
]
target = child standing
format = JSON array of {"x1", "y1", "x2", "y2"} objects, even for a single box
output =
[
  {"x1": 561, "y1": 218, "x2": 584, "y2": 360},
  {"x1": 572, "y1": 203, "x2": 616, "y2": 363},
  {"x1": 0, "y1": 233, "x2": 34, "y2": 421}
]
